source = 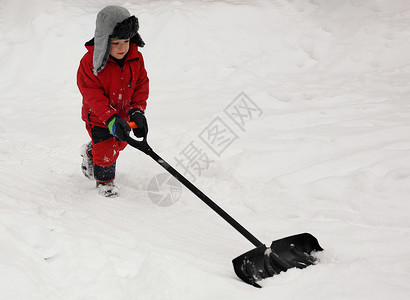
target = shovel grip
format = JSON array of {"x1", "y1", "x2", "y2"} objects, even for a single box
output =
[{"x1": 128, "y1": 122, "x2": 138, "y2": 129}]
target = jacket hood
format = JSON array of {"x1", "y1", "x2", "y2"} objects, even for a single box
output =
[{"x1": 93, "y1": 5, "x2": 144, "y2": 75}]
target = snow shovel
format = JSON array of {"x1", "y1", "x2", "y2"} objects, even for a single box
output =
[{"x1": 125, "y1": 125, "x2": 323, "y2": 288}]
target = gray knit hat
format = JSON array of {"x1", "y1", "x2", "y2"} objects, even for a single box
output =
[{"x1": 93, "y1": 5, "x2": 144, "y2": 74}]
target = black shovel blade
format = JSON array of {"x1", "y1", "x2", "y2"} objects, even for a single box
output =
[{"x1": 232, "y1": 233, "x2": 323, "y2": 288}]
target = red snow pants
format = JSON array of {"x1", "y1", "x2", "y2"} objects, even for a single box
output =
[{"x1": 86, "y1": 123, "x2": 127, "y2": 182}]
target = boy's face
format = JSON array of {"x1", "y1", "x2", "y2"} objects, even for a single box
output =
[{"x1": 110, "y1": 39, "x2": 130, "y2": 59}]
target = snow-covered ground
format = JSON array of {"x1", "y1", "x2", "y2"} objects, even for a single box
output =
[{"x1": 1, "y1": 0, "x2": 410, "y2": 299}]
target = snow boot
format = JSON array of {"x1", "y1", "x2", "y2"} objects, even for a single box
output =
[
  {"x1": 96, "y1": 181, "x2": 119, "y2": 197},
  {"x1": 80, "y1": 142, "x2": 94, "y2": 180}
]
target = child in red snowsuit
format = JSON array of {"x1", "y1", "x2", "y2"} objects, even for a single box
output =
[{"x1": 77, "y1": 6, "x2": 149, "y2": 197}]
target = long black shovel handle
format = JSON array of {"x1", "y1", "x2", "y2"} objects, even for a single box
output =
[{"x1": 125, "y1": 133, "x2": 264, "y2": 248}]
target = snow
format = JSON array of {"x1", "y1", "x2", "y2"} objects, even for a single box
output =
[{"x1": 1, "y1": 0, "x2": 410, "y2": 299}]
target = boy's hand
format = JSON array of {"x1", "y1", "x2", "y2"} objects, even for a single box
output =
[
  {"x1": 107, "y1": 115, "x2": 131, "y2": 141},
  {"x1": 129, "y1": 109, "x2": 148, "y2": 138}
]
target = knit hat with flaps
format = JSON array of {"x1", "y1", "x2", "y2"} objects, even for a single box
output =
[{"x1": 93, "y1": 5, "x2": 145, "y2": 74}]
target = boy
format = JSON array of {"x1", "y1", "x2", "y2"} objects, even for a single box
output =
[{"x1": 77, "y1": 6, "x2": 149, "y2": 197}]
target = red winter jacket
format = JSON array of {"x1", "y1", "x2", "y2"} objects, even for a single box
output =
[{"x1": 77, "y1": 39, "x2": 149, "y2": 127}]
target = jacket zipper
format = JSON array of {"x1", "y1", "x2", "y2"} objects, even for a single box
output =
[
  {"x1": 125, "y1": 58, "x2": 138, "y2": 89},
  {"x1": 128, "y1": 63, "x2": 133, "y2": 88},
  {"x1": 108, "y1": 57, "x2": 138, "y2": 89}
]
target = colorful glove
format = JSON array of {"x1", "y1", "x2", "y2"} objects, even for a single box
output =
[
  {"x1": 129, "y1": 109, "x2": 148, "y2": 138},
  {"x1": 107, "y1": 114, "x2": 131, "y2": 141}
]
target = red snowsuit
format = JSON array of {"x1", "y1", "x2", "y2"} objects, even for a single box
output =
[{"x1": 77, "y1": 39, "x2": 149, "y2": 181}]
